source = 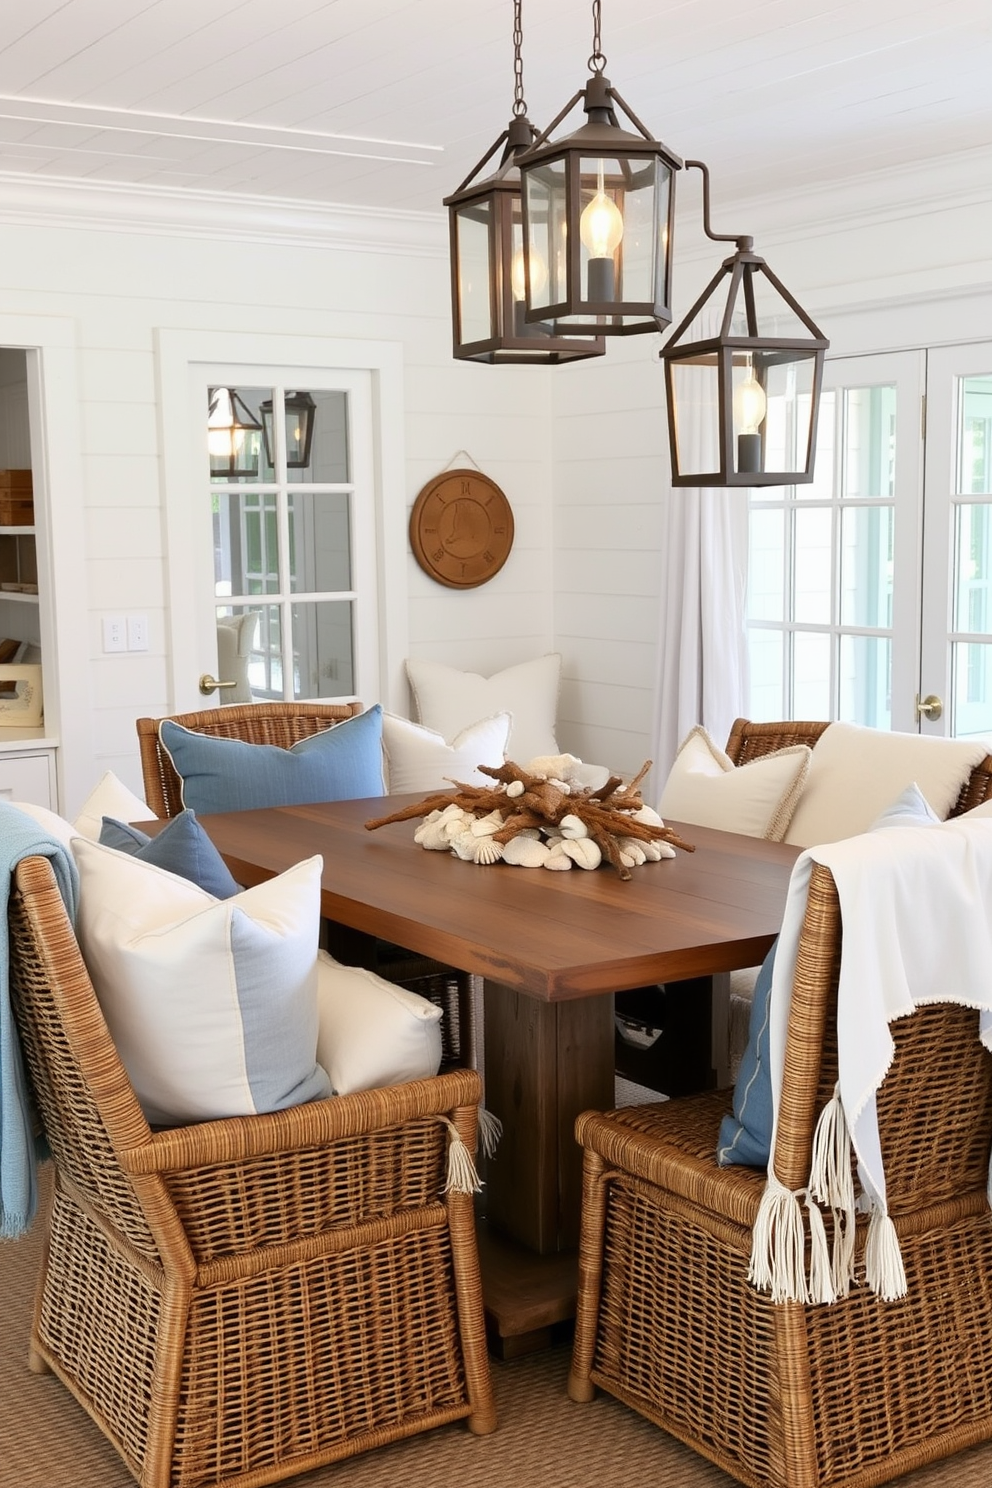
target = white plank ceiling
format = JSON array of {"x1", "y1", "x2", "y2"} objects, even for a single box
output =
[{"x1": 0, "y1": 0, "x2": 988, "y2": 216}]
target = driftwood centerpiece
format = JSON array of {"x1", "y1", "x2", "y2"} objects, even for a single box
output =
[{"x1": 365, "y1": 757, "x2": 694, "y2": 880}]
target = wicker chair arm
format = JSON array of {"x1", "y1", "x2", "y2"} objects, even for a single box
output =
[{"x1": 121, "y1": 1068, "x2": 482, "y2": 1175}]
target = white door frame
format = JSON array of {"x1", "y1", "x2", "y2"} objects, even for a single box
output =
[
  {"x1": 155, "y1": 329, "x2": 409, "y2": 717},
  {"x1": 0, "y1": 314, "x2": 92, "y2": 814}
]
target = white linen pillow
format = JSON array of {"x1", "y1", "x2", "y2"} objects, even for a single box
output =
[
  {"x1": 406, "y1": 653, "x2": 561, "y2": 764},
  {"x1": 659, "y1": 726, "x2": 811, "y2": 841},
  {"x1": 74, "y1": 771, "x2": 154, "y2": 840},
  {"x1": 314, "y1": 950, "x2": 443, "y2": 1095},
  {"x1": 381, "y1": 711, "x2": 511, "y2": 793},
  {"x1": 783, "y1": 722, "x2": 988, "y2": 847},
  {"x1": 72, "y1": 837, "x2": 330, "y2": 1126}
]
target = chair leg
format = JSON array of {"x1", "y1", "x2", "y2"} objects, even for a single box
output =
[{"x1": 568, "y1": 1147, "x2": 610, "y2": 1404}]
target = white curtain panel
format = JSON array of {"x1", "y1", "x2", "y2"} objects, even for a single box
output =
[{"x1": 651, "y1": 344, "x2": 750, "y2": 786}]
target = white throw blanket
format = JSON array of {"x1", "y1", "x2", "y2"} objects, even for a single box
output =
[{"x1": 749, "y1": 815, "x2": 992, "y2": 1304}]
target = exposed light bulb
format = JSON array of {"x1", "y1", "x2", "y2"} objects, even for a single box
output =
[
  {"x1": 510, "y1": 244, "x2": 548, "y2": 302},
  {"x1": 733, "y1": 361, "x2": 767, "y2": 435},
  {"x1": 733, "y1": 358, "x2": 768, "y2": 474},
  {"x1": 579, "y1": 188, "x2": 623, "y2": 259}
]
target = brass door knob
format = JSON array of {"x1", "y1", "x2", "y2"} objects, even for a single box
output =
[
  {"x1": 198, "y1": 674, "x2": 239, "y2": 696},
  {"x1": 915, "y1": 693, "x2": 943, "y2": 721}
]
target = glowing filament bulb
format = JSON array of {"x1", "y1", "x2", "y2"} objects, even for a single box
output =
[
  {"x1": 733, "y1": 359, "x2": 767, "y2": 434},
  {"x1": 510, "y1": 243, "x2": 548, "y2": 301},
  {"x1": 579, "y1": 164, "x2": 623, "y2": 259}
]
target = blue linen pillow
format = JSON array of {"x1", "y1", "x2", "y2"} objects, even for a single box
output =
[
  {"x1": 715, "y1": 780, "x2": 939, "y2": 1169},
  {"x1": 99, "y1": 809, "x2": 241, "y2": 900},
  {"x1": 158, "y1": 705, "x2": 385, "y2": 815}
]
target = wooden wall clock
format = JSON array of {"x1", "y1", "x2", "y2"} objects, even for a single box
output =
[{"x1": 409, "y1": 468, "x2": 514, "y2": 589}]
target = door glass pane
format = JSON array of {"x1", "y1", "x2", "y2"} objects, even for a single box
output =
[
  {"x1": 839, "y1": 635, "x2": 891, "y2": 728},
  {"x1": 793, "y1": 631, "x2": 831, "y2": 717},
  {"x1": 748, "y1": 629, "x2": 783, "y2": 720},
  {"x1": 747, "y1": 507, "x2": 784, "y2": 621},
  {"x1": 793, "y1": 507, "x2": 832, "y2": 624},
  {"x1": 288, "y1": 491, "x2": 352, "y2": 594},
  {"x1": 952, "y1": 641, "x2": 992, "y2": 738},
  {"x1": 957, "y1": 376, "x2": 992, "y2": 495},
  {"x1": 213, "y1": 490, "x2": 279, "y2": 596},
  {"x1": 841, "y1": 506, "x2": 893, "y2": 627},
  {"x1": 307, "y1": 391, "x2": 349, "y2": 482},
  {"x1": 844, "y1": 385, "x2": 896, "y2": 498},
  {"x1": 292, "y1": 600, "x2": 354, "y2": 699},
  {"x1": 953, "y1": 503, "x2": 992, "y2": 633}
]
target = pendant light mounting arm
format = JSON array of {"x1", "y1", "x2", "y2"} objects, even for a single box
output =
[{"x1": 686, "y1": 159, "x2": 752, "y2": 253}]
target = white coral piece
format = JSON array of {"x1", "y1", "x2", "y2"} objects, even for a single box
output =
[
  {"x1": 561, "y1": 838, "x2": 602, "y2": 870},
  {"x1": 450, "y1": 830, "x2": 480, "y2": 861},
  {"x1": 544, "y1": 843, "x2": 573, "y2": 870},
  {"x1": 559, "y1": 813, "x2": 588, "y2": 840},
  {"x1": 417, "y1": 819, "x2": 456, "y2": 851},
  {"x1": 443, "y1": 811, "x2": 474, "y2": 839},
  {"x1": 473, "y1": 836, "x2": 505, "y2": 865},
  {"x1": 502, "y1": 835, "x2": 551, "y2": 867},
  {"x1": 524, "y1": 753, "x2": 582, "y2": 781},
  {"x1": 619, "y1": 838, "x2": 648, "y2": 867}
]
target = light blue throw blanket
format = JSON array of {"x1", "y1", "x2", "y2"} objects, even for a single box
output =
[{"x1": 0, "y1": 803, "x2": 79, "y2": 1238}]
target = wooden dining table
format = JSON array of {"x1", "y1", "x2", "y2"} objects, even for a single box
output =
[{"x1": 192, "y1": 793, "x2": 801, "y2": 1350}]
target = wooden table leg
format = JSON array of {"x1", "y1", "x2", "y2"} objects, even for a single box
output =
[{"x1": 482, "y1": 981, "x2": 615, "y2": 1255}]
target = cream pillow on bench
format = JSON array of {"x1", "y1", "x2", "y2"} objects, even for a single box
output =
[
  {"x1": 406, "y1": 654, "x2": 561, "y2": 765},
  {"x1": 659, "y1": 726, "x2": 811, "y2": 842}
]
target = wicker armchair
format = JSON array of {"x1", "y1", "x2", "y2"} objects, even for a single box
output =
[
  {"x1": 9, "y1": 854, "x2": 496, "y2": 1488},
  {"x1": 135, "y1": 703, "x2": 475, "y2": 1068},
  {"x1": 569, "y1": 860, "x2": 992, "y2": 1488}
]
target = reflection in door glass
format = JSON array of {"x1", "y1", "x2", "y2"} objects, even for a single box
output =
[{"x1": 839, "y1": 635, "x2": 891, "y2": 729}]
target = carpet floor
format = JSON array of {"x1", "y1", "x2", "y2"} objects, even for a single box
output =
[{"x1": 4, "y1": 1171, "x2": 992, "y2": 1488}]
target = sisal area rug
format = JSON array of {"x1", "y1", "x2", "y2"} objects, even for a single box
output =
[{"x1": 4, "y1": 1169, "x2": 992, "y2": 1488}]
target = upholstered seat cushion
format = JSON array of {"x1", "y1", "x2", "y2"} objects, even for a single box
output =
[{"x1": 159, "y1": 704, "x2": 385, "y2": 813}]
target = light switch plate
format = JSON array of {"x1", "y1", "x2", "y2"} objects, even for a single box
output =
[{"x1": 103, "y1": 615, "x2": 127, "y2": 652}]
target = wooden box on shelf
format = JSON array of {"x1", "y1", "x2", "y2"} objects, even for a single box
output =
[
  {"x1": 0, "y1": 663, "x2": 43, "y2": 726},
  {"x1": 0, "y1": 469, "x2": 34, "y2": 527}
]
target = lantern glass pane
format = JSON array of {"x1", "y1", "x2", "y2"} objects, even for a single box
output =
[
  {"x1": 524, "y1": 161, "x2": 567, "y2": 312},
  {"x1": 577, "y1": 155, "x2": 657, "y2": 305},
  {"x1": 208, "y1": 385, "x2": 265, "y2": 482},
  {"x1": 455, "y1": 203, "x2": 494, "y2": 345},
  {"x1": 669, "y1": 355, "x2": 721, "y2": 477},
  {"x1": 732, "y1": 351, "x2": 818, "y2": 477}
]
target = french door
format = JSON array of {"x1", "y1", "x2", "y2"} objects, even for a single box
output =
[{"x1": 746, "y1": 339, "x2": 992, "y2": 740}]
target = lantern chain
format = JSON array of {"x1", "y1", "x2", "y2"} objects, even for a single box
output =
[
  {"x1": 588, "y1": 0, "x2": 607, "y2": 73},
  {"x1": 512, "y1": 0, "x2": 527, "y2": 116}
]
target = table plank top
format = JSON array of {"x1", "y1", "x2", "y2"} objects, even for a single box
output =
[{"x1": 196, "y1": 794, "x2": 801, "y2": 1002}]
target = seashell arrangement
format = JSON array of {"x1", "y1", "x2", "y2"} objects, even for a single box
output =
[{"x1": 366, "y1": 755, "x2": 694, "y2": 880}]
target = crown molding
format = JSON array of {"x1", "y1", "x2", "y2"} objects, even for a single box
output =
[{"x1": 0, "y1": 172, "x2": 449, "y2": 257}]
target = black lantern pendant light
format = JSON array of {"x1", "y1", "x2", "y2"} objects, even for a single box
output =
[
  {"x1": 259, "y1": 390, "x2": 316, "y2": 469},
  {"x1": 517, "y1": 0, "x2": 682, "y2": 336},
  {"x1": 444, "y1": 0, "x2": 605, "y2": 364},
  {"x1": 207, "y1": 387, "x2": 263, "y2": 478},
  {"x1": 660, "y1": 162, "x2": 829, "y2": 487}
]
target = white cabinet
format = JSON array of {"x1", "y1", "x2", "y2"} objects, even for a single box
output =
[{"x1": 0, "y1": 736, "x2": 56, "y2": 808}]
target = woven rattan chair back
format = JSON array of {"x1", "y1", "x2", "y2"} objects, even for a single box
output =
[
  {"x1": 135, "y1": 700, "x2": 362, "y2": 818},
  {"x1": 725, "y1": 715, "x2": 992, "y2": 816},
  {"x1": 9, "y1": 854, "x2": 495, "y2": 1488},
  {"x1": 569, "y1": 859, "x2": 992, "y2": 1488}
]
